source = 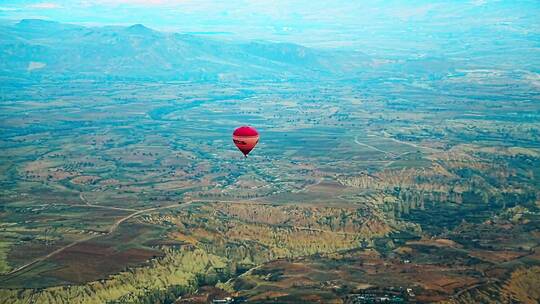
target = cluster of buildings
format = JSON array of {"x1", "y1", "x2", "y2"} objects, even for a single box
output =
[{"x1": 344, "y1": 287, "x2": 415, "y2": 303}]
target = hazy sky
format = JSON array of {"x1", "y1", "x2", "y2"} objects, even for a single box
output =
[{"x1": 1, "y1": 1, "x2": 538, "y2": 53}]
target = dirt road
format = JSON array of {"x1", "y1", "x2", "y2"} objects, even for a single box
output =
[{"x1": 1, "y1": 200, "x2": 196, "y2": 281}]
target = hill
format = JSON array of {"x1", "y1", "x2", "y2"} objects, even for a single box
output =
[{"x1": 0, "y1": 19, "x2": 368, "y2": 81}]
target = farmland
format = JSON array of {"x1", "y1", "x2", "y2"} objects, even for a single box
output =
[{"x1": 0, "y1": 74, "x2": 539, "y2": 303}]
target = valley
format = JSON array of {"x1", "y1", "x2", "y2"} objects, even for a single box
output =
[
  {"x1": 0, "y1": 10, "x2": 539, "y2": 303},
  {"x1": 0, "y1": 76, "x2": 538, "y2": 303}
]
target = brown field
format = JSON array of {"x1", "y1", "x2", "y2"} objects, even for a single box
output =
[
  {"x1": 49, "y1": 243, "x2": 161, "y2": 283},
  {"x1": 468, "y1": 249, "x2": 527, "y2": 263},
  {"x1": 7, "y1": 240, "x2": 73, "y2": 269},
  {"x1": 406, "y1": 238, "x2": 462, "y2": 248},
  {"x1": 71, "y1": 175, "x2": 100, "y2": 185}
]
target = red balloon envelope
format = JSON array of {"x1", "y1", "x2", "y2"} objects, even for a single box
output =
[{"x1": 233, "y1": 126, "x2": 259, "y2": 157}]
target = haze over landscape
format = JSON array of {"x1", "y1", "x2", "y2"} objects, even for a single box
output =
[{"x1": 0, "y1": 1, "x2": 539, "y2": 303}]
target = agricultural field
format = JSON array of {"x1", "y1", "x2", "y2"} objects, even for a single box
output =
[{"x1": 0, "y1": 74, "x2": 539, "y2": 304}]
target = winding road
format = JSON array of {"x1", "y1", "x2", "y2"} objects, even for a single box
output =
[
  {"x1": 354, "y1": 132, "x2": 442, "y2": 169},
  {"x1": 354, "y1": 136, "x2": 396, "y2": 157},
  {"x1": 0, "y1": 197, "x2": 198, "y2": 282},
  {"x1": 380, "y1": 131, "x2": 440, "y2": 153},
  {"x1": 79, "y1": 193, "x2": 138, "y2": 212}
]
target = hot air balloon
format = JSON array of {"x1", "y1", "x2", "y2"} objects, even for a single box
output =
[{"x1": 233, "y1": 126, "x2": 259, "y2": 157}]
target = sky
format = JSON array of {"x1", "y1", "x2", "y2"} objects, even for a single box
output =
[{"x1": 1, "y1": 0, "x2": 539, "y2": 53}]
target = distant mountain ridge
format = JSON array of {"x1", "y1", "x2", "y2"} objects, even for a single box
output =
[{"x1": 0, "y1": 19, "x2": 369, "y2": 81}]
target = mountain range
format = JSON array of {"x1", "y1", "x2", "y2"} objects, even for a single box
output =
[{"x1": 0, "y1": 19, "x2": 369, "y2": 81}]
